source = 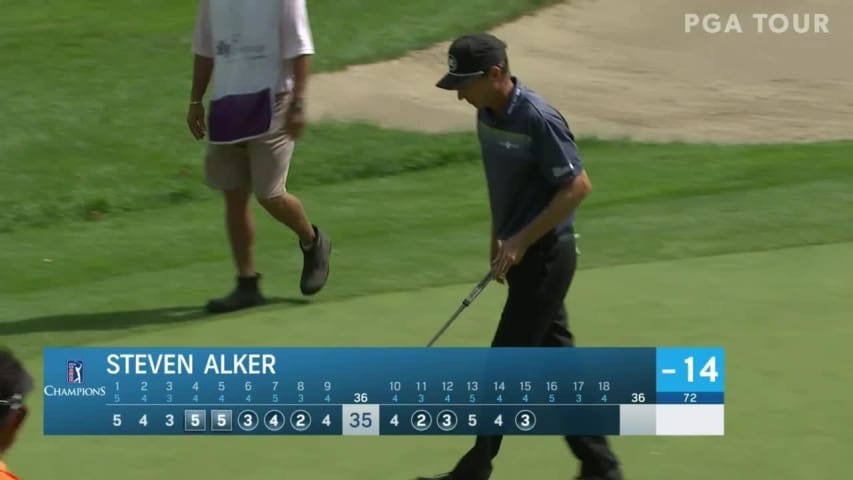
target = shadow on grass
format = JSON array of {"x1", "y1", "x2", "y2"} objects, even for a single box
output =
[{"x1": 0, "y1": 297, "x2": 310, "y2": 335}]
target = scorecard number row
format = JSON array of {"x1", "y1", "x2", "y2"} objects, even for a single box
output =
[
  {"x1": 113, "y1": 413, "x2": 182, "y2": 428},
  {"x1": 386, "y1": 410, "x2": 537, "y2": 432},
  {"x1": 114, "y1": 380, "x2": 336, "y2": 404},
  {"x1": 235, "y1": 409, "x2": 322, "y2": 432},
  {"x1": 389, "y1": 381, "x2": 562, "y2": 392},
  {"x1": 112, "y1": 409, "x2": 330, "y2": 433},
  {"x1": 384, "y1": 381, "x2": 623, "y2": 404}
]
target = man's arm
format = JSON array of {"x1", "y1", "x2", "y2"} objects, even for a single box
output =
[
  {"x1": 187, "y1": 0, "x2": 213, "y2": 139},
  {"x1": 187, "y1": 55, "x2": 213, "y2": 139},
  {"x1": 281, "y1": 0, "x2": 315, "y2": 137},
  {"x1": 282, "y1": 0, "x2": 315, "y2": 103},
  {"x1": 190, "y1": 55, "x2": 214, "y2": 102},
  {"x1": 518, "y1": 109, "x2": 589, "y2": 247},
  {"x1": 514, "y1": 171, "x2": 591, "y2": 248},
  {"x1": 290, "y1": 54, "x2": 311, "y2": 104},
  {"x1": 190, "y1": 0, "x2": 214, "y2": 102}
]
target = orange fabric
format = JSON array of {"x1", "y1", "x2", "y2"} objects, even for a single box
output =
[{"x1": 0, "y1": 461, "x2": 19, "y2": 480}]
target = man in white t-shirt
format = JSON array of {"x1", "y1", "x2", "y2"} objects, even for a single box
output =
[{"x1": 188, "y1": 0, "x2": 331, "y2": 313}]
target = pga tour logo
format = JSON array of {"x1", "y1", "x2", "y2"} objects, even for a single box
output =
[
  {"x1": 67, "y1": 360, "x2": 84, "y2": 384},
  {"x1": 685, "y1": 13, "x2": 830, "y2": 34}
]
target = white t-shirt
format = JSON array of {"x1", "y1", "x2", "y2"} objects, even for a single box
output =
[{"x1": 192, "y1": 0, "x2": 315, "y2": 94}]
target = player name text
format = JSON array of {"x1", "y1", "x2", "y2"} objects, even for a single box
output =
[{"x1": 105, "y1": 353, "x2": 277, "y2": 375}]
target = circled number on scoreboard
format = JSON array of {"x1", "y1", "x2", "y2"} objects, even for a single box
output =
[
  {"x1": 411, "y1": 410, "x2": 432, "y2": 432},
  {"x1": 264, "y1": 410, "x2": 285, "y2": 432},
  {"x1": 290, "y1": 410, "x2": 311, "y2": 432},
  {"x1": 436, "y1": 410, "x2": 458, "y2": 432},
  {"x1": 237, "y1": 410, "x2": 260, "y2": 432},
  {"x1": 514, "y1": 410, "x2": 536, "y2": 432}
]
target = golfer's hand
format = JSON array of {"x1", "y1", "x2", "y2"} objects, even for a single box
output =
[
  {"x1": 187, "y1": 103, "x2": 206, "y2": 140},
  {"x1": 492, "y1": 235, "x2": 528, "y2": 282},
  {"x1": 286, "y1": 102, "x2": 306, "y2": 139}
]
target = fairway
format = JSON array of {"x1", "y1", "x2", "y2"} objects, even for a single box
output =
[{"x1": 2, "y1": 0, "x2": 852, "y2": 478}]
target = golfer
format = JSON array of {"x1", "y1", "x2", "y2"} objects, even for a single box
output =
[
  {"x1": 0, "y1": 349, "x2": 32, "y2": 480},
  {"x1": 188, "y1": 0, "x2": 331, "y2": 313},
  {"x1": 418, "y1": 33, "x2": 624, "y2": 480}
]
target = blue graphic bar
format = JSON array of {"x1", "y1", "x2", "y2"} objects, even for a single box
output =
[
  {"x1": 655, "y1": 347, "x2": 725, "y2": 393},
  {"x1": 42, "y1": 347, "x2": 724, "y2": 435},
  {"x1": 655, "y1": 392, "x2": 724, "y2": 404}
]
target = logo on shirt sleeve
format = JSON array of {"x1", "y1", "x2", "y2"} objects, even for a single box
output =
[{"x1": 552, "y1": 165, "x2": 574, "y2": 177}]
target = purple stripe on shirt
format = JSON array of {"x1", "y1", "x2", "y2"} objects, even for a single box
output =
[{"x1": 208, "y1": 89, "x2": 273, "y2": 142}]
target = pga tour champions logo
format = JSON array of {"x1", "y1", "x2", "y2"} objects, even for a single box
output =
[
  {"x1": 43, "y1": 360, "x2": 107, "y2": 397},
  {"x1": 685, "y1": 13, "x2": 830, "y2": 34},
  {"x1": 67, "y1": 360, "x2": 83, "y2": 384}
]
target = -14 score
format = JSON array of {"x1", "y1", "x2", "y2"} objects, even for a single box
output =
[{"x1": 685, "y1": 356, "x2": 720, "y2": 383}]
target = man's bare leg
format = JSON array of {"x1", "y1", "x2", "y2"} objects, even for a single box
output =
[
  {"x1": 207, "y1": 187, "x2": 267, "y2": 313},
  {"x1": 258, "y1": 192, "x2": 314, "y2": 247},
  {"x1": 258, "y1": 192, "x2": 331, "y2": 296},
  {"x1": 225, "y1": 187, "x2": 256, "y2": 276}
]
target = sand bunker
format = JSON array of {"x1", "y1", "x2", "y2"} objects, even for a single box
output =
[{"x1": 306, "y1": 0, "x2": 853, "y2": 143}]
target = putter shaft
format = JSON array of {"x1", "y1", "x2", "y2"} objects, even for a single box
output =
[
  {"x1": 426, "y1": 304, "x2": 465, "y2": 347},
  {"x1": 426, "y1": 271, "x2": 494, "y2": 347}
]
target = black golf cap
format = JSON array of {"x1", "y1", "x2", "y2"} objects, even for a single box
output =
[{"x1": 436, "y1": 33, "x2": 507, "y2": 90}]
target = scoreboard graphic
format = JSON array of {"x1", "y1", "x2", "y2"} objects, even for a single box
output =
[{"x1": 42, "y1": 347, "x2": 724, "y2": 436}]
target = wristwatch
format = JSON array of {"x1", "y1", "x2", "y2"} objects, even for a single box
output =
[{"x1": 291, "y1": 97, "x2": 305, "y2": 112}]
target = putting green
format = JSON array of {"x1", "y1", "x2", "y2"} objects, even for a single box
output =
[{"x1": 10, "y1": 242, "x2": 852, "y2": 479}]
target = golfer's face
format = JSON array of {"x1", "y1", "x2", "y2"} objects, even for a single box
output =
[{"x1": 457, "y1": 77, "x2": 489, "y2": 108}]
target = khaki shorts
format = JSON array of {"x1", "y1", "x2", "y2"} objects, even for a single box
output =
[{"x1": 204, "y1": 93, "x2": 294, "y2": 199}]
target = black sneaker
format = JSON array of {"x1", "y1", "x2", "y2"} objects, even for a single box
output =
[
  {"x1": 206, "y1": 274, "x2": 267, "y2": 313},
  {"x1": 299, "y1": 225, "x2": 331, "y2": 295}
]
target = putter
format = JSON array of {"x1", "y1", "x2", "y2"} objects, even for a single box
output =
[{"x1": 426, "y1": 270, "x2": 495, "y2": 347}]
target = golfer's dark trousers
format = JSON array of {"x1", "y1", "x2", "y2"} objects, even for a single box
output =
[{"x1": 451, "y1": 226, "x2": 620, "y2": 480}]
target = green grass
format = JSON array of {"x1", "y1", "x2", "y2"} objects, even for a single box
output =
[
  {"x1": 0, "y1": 123, "x2": 483, "y2": 232},
  {"x1": 2, "y1": 142, "x2": 853, "y2": 479},
  {"x1": 2, "y1": 0, "x2": 853, "y2": 478},
  {"x1": 2, "y1": 140, "x2": 852, "y2": 296},
  {"x1": 0, "y1": 0, "x2": 560, "y2": 73},
  {"x1": 0, "y1": 0, "x2": 561, "y2": 231},
  {"x1": 8, "y1": 243, "x2": 853, "y2": 479},
  {"x1": 4, "y1": 132, "x2": 851, "y2": 476}
]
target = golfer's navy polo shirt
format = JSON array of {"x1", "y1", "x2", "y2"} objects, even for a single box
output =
[{"x1": 477, "y1": 77, "x2": 583, "y2": 240}]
